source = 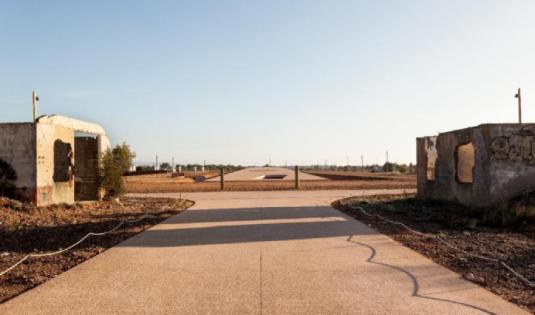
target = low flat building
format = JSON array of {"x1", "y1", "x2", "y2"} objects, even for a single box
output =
[
  {"x1": 0, "y1": 115, "x2": 110, "y2": 206},
  {"x1": 416, "y1": 124, "x2": 535, "y2": 207}
]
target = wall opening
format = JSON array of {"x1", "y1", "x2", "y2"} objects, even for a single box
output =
[
  {"x1": 425, "y1": 137, "x2": 438, "y2": 181},
  {"x1": 53, "y1": 140, "x2": 73, "y2": 182},
  {"x1": 456, "y1": 142, "x2": 475, "y2": 184},
  {"x1": 74, "y1": 136, "x2": 99, "y2": 201}
]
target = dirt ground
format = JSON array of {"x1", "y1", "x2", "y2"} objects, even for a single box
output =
[
  {"x1": 125, "y1": 172, "x2": 416, "y2": 193},
  {"x1": 0, "y1": 197, "x2": 194, "y2": 304},
  {"x1": 305, "y1": 170, "x2": 416, "y2": 181},
  {"x1": 333, "y1": 194, "x2": 535, "y2": 313}
]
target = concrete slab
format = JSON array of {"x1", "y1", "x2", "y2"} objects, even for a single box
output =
[{"x1": 0, "y1": 190, "x2": 527, "y2": 314}]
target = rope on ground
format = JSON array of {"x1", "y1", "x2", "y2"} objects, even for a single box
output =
[
  {"x1": 0, "y1": 213, "x2": 156, "y2": 277},
  {"x1": 345, "y1": 201, "x2": 535, "y2": 288}
]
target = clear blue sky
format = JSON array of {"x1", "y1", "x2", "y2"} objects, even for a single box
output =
[{"x1": 1, "y1": 1, "x2": 534, "y2": 166}]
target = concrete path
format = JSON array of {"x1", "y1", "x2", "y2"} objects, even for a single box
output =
[{"x1": 0, "y1": 190, "x2": 527, "y2": 314}]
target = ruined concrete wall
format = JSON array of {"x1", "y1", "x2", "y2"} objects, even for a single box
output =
[
  {"x1": 74, "y1": 137, "x2": 99, "y2": 201},
  {"x1": 482, "y1": 124, "x2": 535, "y2": 204},
  {"x1": 0, "y1": 123, "x2": 37, "y2": 202},
  {"x1": 418, "y1": 123, "x2": 535, "y2": 207},
  {"x1": 36, "y1": 124, "x2": 75, "y2": 206},
  {"x1": 417, "y1": 126, "x2": 491, "y2": 207}
]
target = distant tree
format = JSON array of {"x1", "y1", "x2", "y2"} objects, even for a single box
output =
[
  {"x1": 408, "y1": 163, "x2": 416, "y2": 174},
  {"x1": 100, "y1": 143, "x2": 136, "y2": 197},
  {"x1": 398, "y1": 164, "x2": 409, "y2": 173},
  {"x1": 160, "y1": 162, "x2": 171, "y2": 170},
  {"x1": 0, "y1": 158, "x2": 17, "y2": 197},
  {"x1": 112, "y1": 143, "x2": 136, "y2": 174},
  {"x1": 383, "y1": 162, "x2": 395, "y2": 173}
]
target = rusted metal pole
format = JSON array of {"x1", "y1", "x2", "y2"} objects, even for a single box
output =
[
  {"x1": 220, "y1": 167, "x2": 224, "y2": 191},
  {"x1": 294, "y1": 165, "x2": 300, "y2": 189}
]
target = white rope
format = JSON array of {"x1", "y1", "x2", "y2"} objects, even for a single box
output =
[
  {"x1": 346, "y1": 202, "x2": 535, "y2": 288},
  {"x1": 0, "y1": 214, "x2": 155, "y2": 277}
]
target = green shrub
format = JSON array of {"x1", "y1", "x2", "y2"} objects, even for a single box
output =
[{"x1": 99, "y1": 143, "x2": 135, "y2": 197}]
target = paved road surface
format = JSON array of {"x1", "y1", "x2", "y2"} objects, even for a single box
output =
[{"x1": 0, "y1": 190, "x2": 527, "y2": 314}]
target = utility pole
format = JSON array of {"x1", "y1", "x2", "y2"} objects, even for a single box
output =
[
  {"x1": 32, "y1": 91, "x2": 39, "y2": 122},
  {"x1": 155, "y1": 155, "x2": 159, "y2": 171},
  {"x1": 361, "y1": 154, "x2": 364, "y2": 169},
  {"x1": 515, "y1": 88, "x2": 522, "y2": 124},
  {"x1": 385, "y1": 151, "x2": 389, "y2": 173}
]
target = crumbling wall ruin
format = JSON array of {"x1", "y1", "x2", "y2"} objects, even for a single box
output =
[
  {"x1": 417, "y1": 124, "x2": 535, "y2": 207},
  {"x1": 0, "y1": 115, "x2": 110, "y2": 206}
]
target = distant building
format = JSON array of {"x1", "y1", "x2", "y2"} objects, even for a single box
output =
[
  {"x1": 416, "y1": 124, "x2": 535, "y2": 207},
  {"x1": 0, "y1": 115, "x2": 110, "y2": 206}
]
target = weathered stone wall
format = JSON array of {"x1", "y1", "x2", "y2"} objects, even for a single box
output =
[
  {"x1": 0, "y1": 123, "x2": 37, "y2": 202},
  {"x1": 484, "y1": 124, "x2": 535, "y2": 204},
  {"x1": 36, "y1": 123, "x2": 75, "y2": 206},
  {"x1": 417, "y1": 124, "x2": 535, "y2": 207}
]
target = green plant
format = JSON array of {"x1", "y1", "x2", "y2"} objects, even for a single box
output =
[
  {"x1": 100, "y1": 143, "x2": 135, "y2": 197},
  {"x1": 0, "y1": 158, "x2": 17, "y2": 197}
]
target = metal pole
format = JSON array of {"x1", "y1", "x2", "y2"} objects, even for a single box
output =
[
  {"x1": 220, "y1": 168, "x2": 224, "y2": 191},
  {"x1": 294, "y1": 165, "x2": 300, "y2": 189},
  {"x1": 385, "y1": 151, "x2": 389, "y2": 173},
  {"x1": 516, "y1": 88, "x2": 522, "y2": 124},
  {"x1": 32, "y1": 91, "x2": 36, "y2": 122}
]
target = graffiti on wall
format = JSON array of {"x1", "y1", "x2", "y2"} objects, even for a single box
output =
[{"x1": 491, "y1": 126, "x2": 535, "y2": 164}]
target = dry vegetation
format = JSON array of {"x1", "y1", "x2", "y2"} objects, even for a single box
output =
[
  {"x1": 125, "y1": 171, "x2": 416, "y2": 193},
  {"x1": 0, "y1": 197, "x2": 194, "y2": 304},
  {"x1": 334, "y1": 194, "x2": 535, "y2": 313}
]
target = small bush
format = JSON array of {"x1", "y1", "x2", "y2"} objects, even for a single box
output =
[
  {"x1": 0, "y1": 158, "x2": 17, "y2": 197},
  {"x1": 99, "y1": 143, "x2": 135, "y2": 197}
]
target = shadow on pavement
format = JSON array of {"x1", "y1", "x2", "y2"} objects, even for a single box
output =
[
  {"x1": 158, "y1": 206, "x2": 348, "y2": 224},
  {"x1": 346, "y1": 235, "x2": 496, "y2": 315}
]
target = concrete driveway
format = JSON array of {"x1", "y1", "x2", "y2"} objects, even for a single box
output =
[{"x1": 0, "y1": 190, "x2": 527, "y2": 314}]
